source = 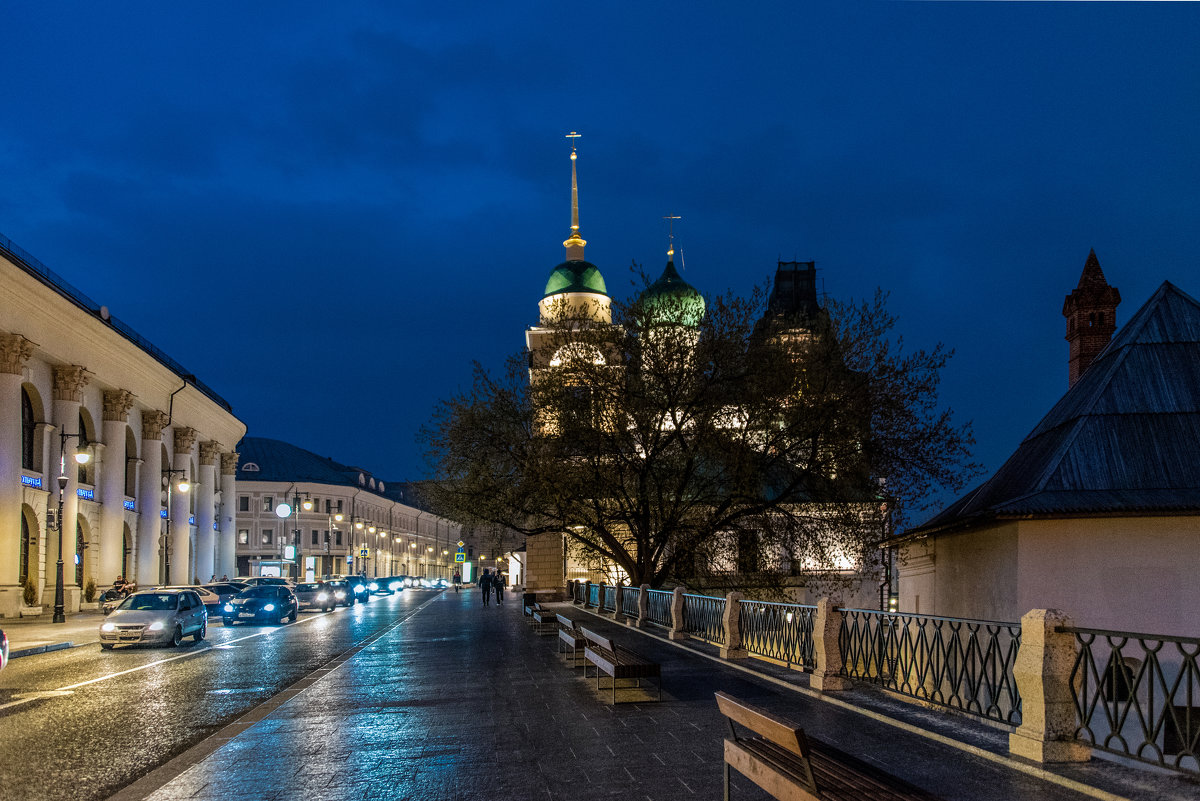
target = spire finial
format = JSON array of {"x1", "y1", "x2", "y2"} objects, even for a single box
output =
[
  {"x1": 662, "y1": 214, "x2": 681, "y2": 261},
  {"x1": 563, "y1": 132, "x2": 586, "y2": 259}
]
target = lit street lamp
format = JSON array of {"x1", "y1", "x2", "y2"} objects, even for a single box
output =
[{"x1": 162, "y1": 468, "x2": 190, "y2": 585}]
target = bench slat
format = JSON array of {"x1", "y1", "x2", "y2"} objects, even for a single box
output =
[{"x1": 716, "y1": 692, "x2": 808, "y2": 757}]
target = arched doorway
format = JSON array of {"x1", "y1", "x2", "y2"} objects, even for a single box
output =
[{"x1": 122, "y1": 523, "x2": 132, "y2": 578}]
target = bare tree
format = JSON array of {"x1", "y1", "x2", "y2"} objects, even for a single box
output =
[{"x1": 421, "y1": 274, "x2": 977, "y2": 588}]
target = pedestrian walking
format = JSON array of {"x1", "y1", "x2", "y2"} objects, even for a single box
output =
[
  {"x1": 493, "y1": 571, "x2": 505, "y2": 605},
  {"x1": 453, "y1": 569, "x2": 462, "y2": 593},
  {"x1": 479, "y1": 569, "x2": 492, "y2": 606}
]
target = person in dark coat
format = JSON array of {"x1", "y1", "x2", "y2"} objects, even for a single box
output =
[
  {"x1": 493, "y1": 571, "x2": 505, "y2": 605},
  {"x1": 479, "y1": 569, "x2": 492, "y2": 606}
]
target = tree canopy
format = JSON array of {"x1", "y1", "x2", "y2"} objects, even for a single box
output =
[{"x1": 421, "y1": 275, "x2": 977, "y2": 588}]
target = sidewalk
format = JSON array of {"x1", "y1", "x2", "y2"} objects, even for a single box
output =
[
  {"x1": 110, "y1": 591, "x2": 1197, "y2": 801},
  {"x1": 2, "y1": 608, "x2": 103, "y2": 657}
]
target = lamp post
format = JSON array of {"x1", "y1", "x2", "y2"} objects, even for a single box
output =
[
  {"x1": 162, "y1": 468, "x2": 190, "y2": 585},
  {"x1": 327, "y1": 512, "x2": 343, "y2": 578},
  {"x1": 52, "y1": 429, "x2": 91, "y2": 623}
]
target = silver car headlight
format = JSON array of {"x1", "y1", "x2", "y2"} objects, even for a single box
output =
[
  {"x1": 264, "y1": 603, "x2": 275, "y2": 611},
  {"x1": 317, "y1": 593, "x2": 328, "y2": 601},
  {"x1": 101, "y1": 622, "x2": 116, "y2": 632},
  {"x1": 224, "y1": 603, "x2": 233, "y2": 612},
  {"x1": 148, "y1": 622, "x2": 164, "y2": 632}
]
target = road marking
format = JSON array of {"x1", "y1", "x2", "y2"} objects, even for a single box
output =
[
  {"x1": 0, "y1": 689, "x2": 75, "y2": 712},
  {"x1": 106, "y1": 595, "x2": 440, "y2": 801}
]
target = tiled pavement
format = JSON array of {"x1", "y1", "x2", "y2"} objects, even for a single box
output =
[{"x1": 120, "y1": 590, "x2": 1197, "y2": 801}]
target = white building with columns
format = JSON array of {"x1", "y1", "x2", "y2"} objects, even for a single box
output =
[{"x1": 0, "y1": 233, "x2": 245, "y2": 618}]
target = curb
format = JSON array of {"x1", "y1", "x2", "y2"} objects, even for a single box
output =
[{"x1": 11, "y1": 641, "x2": 88, "y2": 659}]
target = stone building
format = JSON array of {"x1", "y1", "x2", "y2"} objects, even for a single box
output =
[
  {"x1": 890, "y1": 253, "x2": 1200, "y2": 635},
  {"x1": 234, "y1": 437, "x2": 463, "y2": 581},
  {"x1": 0, "y1": 234, "x2": 245, "y2": 617}
]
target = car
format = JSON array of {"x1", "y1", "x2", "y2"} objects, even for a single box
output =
[
  {"x1": 157, "y1": 585, "x2": 222, "y2": 613},
  {"x1": 0, "y1": 629, "x2": 8, "y2": 670},
  {"x1": 99, "y1": 589, "x2": 208, "y2": 649},
  {"x1": 368, "y1": 576, "x2": 403, "y2": 595},
  {"x1": 201, "y1": 582, "x2": 249, "y2": 611},
  {"x1": 222, "y1": 585, "x2": 299, "y2": 625},
  {"x1": 322, "y1": 579, "x2": 355, "y2": 607},
  {"x1": 346, "y1": 575, "x2": 371, "y2": 602},
  {"x1": 293, "y1": 582, "x2": 335, "y2": 612},
  {"x1": 234, "y1": 576, "x2": 292, "y2": 587}
]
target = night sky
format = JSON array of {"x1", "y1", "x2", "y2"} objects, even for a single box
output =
[{"x1": 3, "y1": 3, "x2": 1197, "y2": 521}]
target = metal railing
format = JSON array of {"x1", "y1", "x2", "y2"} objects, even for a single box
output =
[
  {"x1": 587, "y1": 582, "x2": 599, "y2": 608},
  {"x1": 740, "y1": 600, "x2": 817, "y2": 671},
  {"x1": 600, "y1": 584, "x2": 616, "y2": 612},
  {"x1": 840, "y1": 608, "x2": 1022, "y2": 726},
  {"x1": 682, "y1": 593, "x2": 726, "y2": 645},
  {"x1": 1063, "y1": 626, "x2": 1200, "y2": 775},
  {"x1": 645, "y1": 589, "x2": 672, "y2": 628},
  {"x1": 620, "y1": 585, "x2": 640, "y2": 620}
]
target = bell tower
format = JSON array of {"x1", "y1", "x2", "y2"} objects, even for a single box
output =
[{"x1": 1063, "y1": 249, "x2": 1120, "y2": 387}]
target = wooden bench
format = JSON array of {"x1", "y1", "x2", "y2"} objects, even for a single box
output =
[
  {"x1": 715, "y1": 692, "x2": 941, "y2": 801},
  {"x1": 531, "y1": 603, "x2": 559, "y2": 635},
  {"x1": 580, "y1": 627, "x2": 661, "y2": 704},
  {"x1": 556, "y1": 613, "x2": 586, "y2": 665}
]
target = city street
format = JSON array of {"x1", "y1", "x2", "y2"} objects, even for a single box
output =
[{"x1": 0, "y1": 591, "x2": 427, "y2": 801}]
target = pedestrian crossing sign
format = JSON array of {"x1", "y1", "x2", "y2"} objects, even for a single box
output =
[{"x1": 454, "y1": 553, "x2": 465, "y2": 563}]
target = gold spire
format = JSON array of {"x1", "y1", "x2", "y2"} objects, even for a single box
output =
[
  {"x1": 563, "y1": 131, "x2": 586, "y2": 259},
  {"x1": 663, "y1": 214, "x2": 681, "y2": 261}
]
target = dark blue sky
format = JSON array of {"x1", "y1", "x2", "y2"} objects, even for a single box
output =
[{"x1": 3, "y1": 3, "x2": 1198, "y2": 520}]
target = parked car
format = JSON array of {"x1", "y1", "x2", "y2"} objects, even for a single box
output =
[
  {"x1": 201, "y1": 582, "x2": 249, "y2": 612},
  {"x1": 99, "y1": 589, "x2": 208, "y2": 649},
  {"x1": 1, "y1": 629, "x2": 8, "y2": 670},
  {"x1": 294, "y1": 582, "x2": 335, "y2": 612},
  {"x1": 234, "y1": 576, "x2": 292, "y2": 587},
  {"x1": 157, "y1": 585, "x2": 221, "y2": 613},
  {"x1": 222, "y1": 585, "x2": 299, "y2": 625}
]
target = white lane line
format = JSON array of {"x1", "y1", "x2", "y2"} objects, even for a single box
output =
[
  {"x1": 57, "y1": 610, "x2": 330, "y2": 691},
  {"x1": 0, "y1": 690, "x2": 75, "y2": 712}
]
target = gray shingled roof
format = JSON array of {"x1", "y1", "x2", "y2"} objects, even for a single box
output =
[{"x1": 904, "y1": 280, "x2": 1200, "y2": 538}]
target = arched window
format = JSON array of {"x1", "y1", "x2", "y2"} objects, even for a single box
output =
[
  {"x1": 124, "y1": 428, "x2": 138, "y2": 497},
  {"x1": 77, "y1": 411, "x2": 90, "y2": 484},
  {"x1": 75, "y1": 521, "x2": 85, "y2": 586},
  {"x1": 19, "y1": 512, "x2": 30, "y2": 586},
  {"x1": 21, "y1": 389, "x2": 35, "y2": 471}
]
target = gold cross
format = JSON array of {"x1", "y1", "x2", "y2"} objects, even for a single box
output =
[{"x1": 566, "y1": 131, "x2": 581, "y2": 152}]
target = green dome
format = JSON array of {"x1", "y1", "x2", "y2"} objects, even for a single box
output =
[
  {"x1": 641, "y1": 260, "x2": 705, "y2": 327},
  {"x1": 543, "y1": 260, "x2": 608, "y2": 299}
]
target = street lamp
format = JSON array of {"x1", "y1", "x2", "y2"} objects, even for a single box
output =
[
  {"x1": 326, "y1": 511, "x2": 343, "y2": 577},
  {"x1": 51, "y1": 429, "x2": 92, "y2": 623},
  {"x1": 161, "y1": 467, "x2": 190, "y2": 588}
]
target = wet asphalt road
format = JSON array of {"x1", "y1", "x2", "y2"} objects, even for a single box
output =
[{"x1": 0, "y1": 590, "x2": 431, "y2": 801}]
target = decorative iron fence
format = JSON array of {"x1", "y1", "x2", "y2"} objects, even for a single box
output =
[
  {"x1": 740, "y1": 600, "x2": 817, "y2": 671},
  {"x1": 601, "y1": 584, "x2": 616, "y2": 612},
  {"x1": 682, "y1": 593, "x2": 726, "y2": 645},
  {"x1": 840, "y1": 608, "x2": 1021, "y2": 726},
  {"x1": 587, "y1": 583, "x2": 600, "y2": 608},
  {"x1": 572, "y1": 582, "x2": 585, "y2": 604},
  {"x1": 1063, "y1": 626, "x2": 1200, "y2": 776},
  {"x1": 645, "y1": 589, "x2": 673, "y2": 628},
  {"x1": 620, "y1": 585, "x2": 640, "y2": 620}
]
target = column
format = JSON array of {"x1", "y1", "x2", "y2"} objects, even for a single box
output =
[
  {"x1": 195, "y1": 441, "x2": 218, "y2": 582},
  {"x1": 136, "y1": 411, "x2": 167, "y2": 586},
  {"x1": 217, "y1": 452, "x2": 238, "y2": 580},
  {"x1": 169, "y1": 427, "x2": 196, "y2": 585},
  {"x1": 669, "y1": 586, "x2": 687, "y2": 641},
  {"x1": 0, "y1": 334, "x2": 33, "y2": 599},
  {"x1": 50, "y1": 365, "x2": 88, "y2": 609},
  {"x1": 720, "y1": 591, "x2": 747, "y2": 659},
  {"x1": 1008, "y1": 609, "x2": 1091, "y2": 763},
  {"x1": 98, "y1": 390, "x2": 133, "y2": 584},
  {"x1": 812, "y1": 597, "x2": 851, "y2": 691}
]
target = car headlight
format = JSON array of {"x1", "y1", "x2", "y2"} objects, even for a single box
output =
[
  {"x1": 317, "y1": 593, "x2": 328, "y2": 601},
  {"x1": 354, "y1": 585, "x2": 366, "y2": 594},
  {"x1": 335, "y1": 591, "x2": 345, "y2": 599},
  {"x1": 148, "y1": 622, "x2": 164, "y2": 632},
  {"x1": 264, "y1": 603, "x2": 275, "y2": 611},
  {"x1": 101, "y1": 622, "x2": 116, "y2": 632},
  {"x1": 389, "y1": 582, "x2": 401, "y2": 591},
  {"x1": 224, "y1": 604, "x2": 233, "y2": 612},
  {"x1": 368, "y1": 582, "x2": 379, "y2": 591}
]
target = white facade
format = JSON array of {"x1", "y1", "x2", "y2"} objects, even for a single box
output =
[
  {"x1": 233, "y1": 475, "x2": 463, "y2": 581},
  {"x1": 0, "y1": 240, "x2": 245, "y2": 618}
]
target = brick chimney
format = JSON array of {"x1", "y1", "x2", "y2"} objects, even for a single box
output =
[{"x1": 1062, "y1": 249, "x2": 1120, "y2": 387}]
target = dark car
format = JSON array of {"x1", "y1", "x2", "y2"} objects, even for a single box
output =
[
  {"x1": 294, "y1": 582, "x2": 335, "y2": 612},
  {"x1": 346, "y1": 575, "x2": 371, "y2": 603},
  {"x1": 222, "y1": 586, "x2": 299, "y2": 625},
  {"x1": 323, "y1": 579, "x2": 355, "y2": 607},
  {"x1": 368, "y1": 576, "x2": 403, "y2": 595}
]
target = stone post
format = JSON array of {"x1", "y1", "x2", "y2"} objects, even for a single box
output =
[
  {"x1": 0, "y1": 333, "x2": 33, "y2": 603},
  {"x1": 217, "y1": 452, "x2": 238, "y2": 580},
  {"x1": 1008, "y1": 609, "x2": 1090, "y2": 763},
  {"x1": 168, "y1": 427, "x2": 196, "y2": 585},
  {"x1": 195, "y1": 441, "x2": 218, "y2": 582},
  {"x1": 720, "y1": 591, "x2": 748, "y2": 659},
  {"x1": 582, "y1": 580, "x2": 592, "y2": 608},
  {"x1": 669, "y1": 586, "x2": 687, "y2": 641},
  {"x1": 98, "y1": 389, "x2": 133, "y2": 584},
  {"x1": 812, "y1": 597, "x2": 851, "y2": 691},
  {"x1": 136, "y1": 411, "x2": 167, "y2": 586},
  {"x1": 614, "y1": 581, "x2": 626, "y2": 623},
  {"x1": 636, "y1": 583, "x2": 649, "y2": 628}
]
